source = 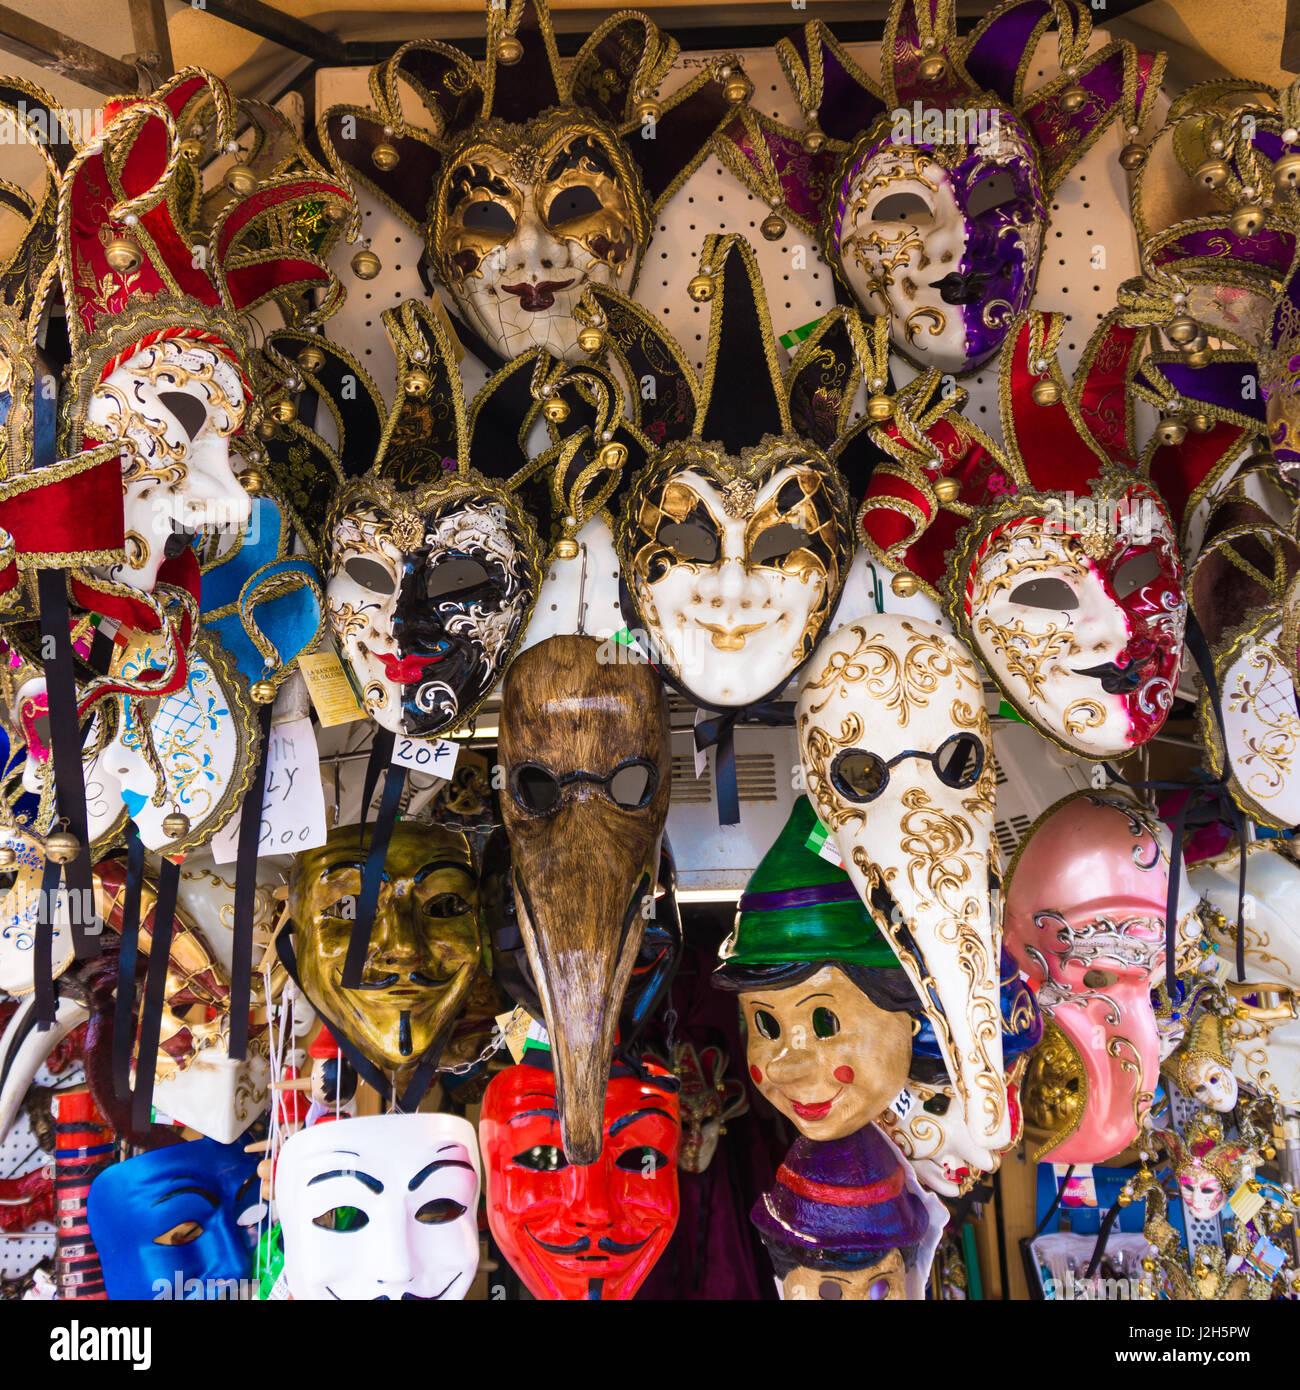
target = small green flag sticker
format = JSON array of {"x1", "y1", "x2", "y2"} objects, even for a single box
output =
[
  {"x1": 780, "y1": 315, "x2": 828, "y2": 351},
  {"x1": 996, "y1": 700, "x2": 1028, "y2": 725},
  {"x1": 804, "y1": 817, "x2": 845, "y2": 867}
]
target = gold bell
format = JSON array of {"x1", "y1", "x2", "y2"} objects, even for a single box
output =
[
  {"x1": 554, "y1": 539, "x2": 580, "y2": 560},
  {"x1": 633, "y1": 98, "x2": 662, "y2": 125},
  {"x1": 597, "y1": 441, "x2": 628, "y2": 471},
  {"x1": 1188, "y1": 411, "x2": 1213, "y2": 433},
  {"x1": 180, "y1": 137, "x2": 204, "y2": 163},
  {"x1": 723, "y1": 73, "x2": 751, "y2": 104},
  {"x1": 240, "y1": 468, "x2": 268, "y2": 496},
  {"x1": 1183, "y1": 345, "x2": 1212, "y2": 367},
  {"x1": 161, "y1": 810, "x2": 191, "y2": 841},
  {"x1": 272, "y1": 396, "x2": 297, "y2": 424},
  {"x1": 497, "y1": 36, "x2": 524, "y2": 65},
  {"x1": 891, "y1": 572, "x2": 919, "y2": 597},
  {"x1": 1059, "y1": 85, "x2": 1088, "y2": 114},
  {"x1": 577, "y1": 326, "x2": 605, "y2": 355},
  {"x1": 45, "y1": 830, "x2": 81, "y2": 865},
  {"x1": 934, "y1": 477, "x2": 961, "y2": 503},
  {"x1": 1156, "y1": 416, "x2": 1187, "y2": 447},
  {"x1": 865, "y1": 393, "x2": 894, "y2": 422},
  {"x1": 257, "y1": 419, "x2": 277, "y2": 441},
  {"x1": 351, "y1": 247, "x2": 382, "y2": 280},
  {"x1": 0, "y1": 844, "x2": 15, "y2": 869},
  {"x1": 104, "y1": 237, "x2": 141, "y2": 274},
  {"x1": 802, "y1": 127, "x2": 825, "y2": 155},
  {"x1": 226, "y1": 162, "x2": 257, "y2": 196},
  {"x1": 1166, "y1": 314, "x2": 1200, "y2": 346},
  {"x1": 402, "y1": 367, "x2": 432, "y2": 398},
  {"x1": 1230, "y1": 204, "x2": 1265, "y2": 237},
  {"x1": 919, "y1": 55, "x2": 948, "y2": 85},
  {"x1": 1119, "y1": 143, "x2": 1146, "y2": 171},
  {"x1": 542, "y1": 396, "x2": 570, "y2": 425},
  {"x1": 1194, "y1": 157, "x2": 1230, "y2": 190},
  {"x1": 371, "y1": 141, "x2": 400, "y2": 172},
  {"x1": 1117, "y1": 1190, "x2": 1132, "y2": 1207},
  {"x1": 760, "y1": 212, "x2": 786, "y2": 241},
  {"x1": 251, "y1": 679, "x2": 277, "y2": 704},
  {"x1": 1032, "y1": 378, "x2": 1061, "y2": 406},
  {"x1": 297, "y1": 343, "x2": 326, "y2": 374},
  {"x1": 687, "y1": 273, "x2": 715, "y2": 303},
  {"x1": 1274, "y1": 151, "x2": 1300, "y2": 191}
]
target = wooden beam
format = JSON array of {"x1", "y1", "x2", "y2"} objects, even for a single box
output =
[
  {"x1": 195, "y1": 0, "x2": 346, "y2": 66},
  {"x1": 1285, "y1": 0, "x2": 1300, "y2": 73},
  {"x1": 129, "y1": 0, "x2": 174, "y2": 81},
  {"x1": 0, "y1": 4, "x2": 135, "y2": 94}
]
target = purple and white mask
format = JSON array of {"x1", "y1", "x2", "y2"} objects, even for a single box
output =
[{"x1": 829, "y1": 106, "x2": 1045, "y2": 376}]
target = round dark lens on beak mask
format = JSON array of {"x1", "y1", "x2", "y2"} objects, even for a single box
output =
[
  {"x1": 427, "y1": 556, "x2": 491, "y2": 600},
  {"x1": 511, "y1": 763, "x2": 562, "y2": 813},
  {"x1": 608, "y1": 760, "x2": 656, "y2": 808},
  {"x1": 344, "y1": 556, "x2": 397, "y2": 595},
  {"x1": 933, "y1": 733, "x2": 984, "y2": 789},
  {"x1": 922, "y1": 1093, "x2": 951, "y2": 1117},
  {"x1": 831, "y1": 749, "x2": 888, "y2": 801}
]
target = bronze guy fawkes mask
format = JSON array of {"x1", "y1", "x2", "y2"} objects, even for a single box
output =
[
  {"x1": 601, "y1": 234, "x2": 853, "y2": 708},
  {"x1": 499, "y1": 633, "x2": 671, "y2": 1164},
  {"x1": 289, "y1": 821, "x2": 486, "y2": 1073}
]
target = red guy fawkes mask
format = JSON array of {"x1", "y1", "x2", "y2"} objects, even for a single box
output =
[{"x1": 479, "y1": 1057, "x2": 681, "y2": 1301}]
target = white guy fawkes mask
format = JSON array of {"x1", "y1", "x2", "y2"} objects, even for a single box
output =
[
  {"x1": 797, "y1": 615, "x2": 1007, "y2": 1150},
  {"x1": 86, "y1": 338, "x2": 250, "y2": 593},
  {"x1": 958, "y1": 488, "x2": 1185, "y2": 757},
  {"x1": 277, "y1": 1113, "x2": 481, "y2": 1301},
  {"x1": 619, "y1": 443, "x2": 851, "y2": 708},
  {"x1": 327, "y1": 487, "x2": 538, "y2": 736},
  {"x1": 432, "y1": 114, "x2": 645, "y2": 363}
]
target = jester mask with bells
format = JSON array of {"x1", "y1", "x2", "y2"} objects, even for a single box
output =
[
  {"x1": 1003, "y1": 791, "x2": 1202, "y2": 1165},
  {"x1": 713, "y1": 0, "x2": 1164, "y2": 377},
  {"x1": 319, "y1": 0, "x2": 743, "y2": 364},
  {"x1": 499, "y1": 634, "x2": 671, "y2": 1164},
  {"x1": 58, "y1": 69, "x2": 352, "y2": 596},
  {"x1": 859, "y1": 309, "x2": 1187, "y2": 758},
  {"x1": 289, "y1": 821, "x2": 487, "y2": 1075},
  {"x1": 1165, "y1": 1112, "x2": 1247, "y2": 1223},
  {"x1": 256, "y1": 302, "x2": 543, "y2": 738},
  {"x1": 1163, "y1": 1008, "x2": 1239, "y2": 1113},
  {"x1": 795, "y1": 613, "x2": 1009, "y2": 1154},
  {"x1": 586, "y1": 234, "x2": 854, "y2": 709},
  {"x1": 1191, "y1": 841, "x2": 1300, "y2": 1107}
]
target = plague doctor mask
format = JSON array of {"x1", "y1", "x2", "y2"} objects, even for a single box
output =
[
  {"x1": 499, "y1": 633, "x2": 671, "y2": 1164},
  {"x1": 277, "y1": 1113, "x2": 480, "y2": 1301},
  {"x1": 796, "y1": 613, "x2": 1008, "y2": 1151}
]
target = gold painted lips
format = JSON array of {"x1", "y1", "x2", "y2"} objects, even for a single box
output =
[{"x1": 697, "y1": 620, "x2": 766, "y2": 652}]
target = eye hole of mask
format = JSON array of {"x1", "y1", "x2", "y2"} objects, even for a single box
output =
[
  {"x1": 871, "y1": 191, "x2": 933, "y2": 223},
  {"x1": 812, "y1": 1006, "x2": 839, "y2": 1039},
  {"x1": 831, "y1": 749, "x2": 888, "y2": 801},
  {"x1": 752, "y1": 1008, "x2": 781, "y2": 1041},
  {"x1": 416, "y1": 1197, "x2": 467, "y2": 1224},
  {"x1": 818, "y1": 1280, "x2": 845, "y2": 1300},
  {"x1": 966, "y1": 169, "x2": 1018, "y2": 218},
  {"x1": 510, "y1": 763, "x2": 562, "y2": 814},
  {"x1": 933, "y1": 732, "x2": 984, "y2": 789},
  {"x1": 922, "y1": 1093, "x2": 951, "y2": 1117},
  {"x1": 750, "y1": 521, "x2": 812, "y2": 567},
  {"x1": 237, "y1": 1201, "x2": 268, "y2": 1228},
  {"x1": 608, "y1": 760, "x2": 657, "y2": 809},
  {"x1": 1008, "y1": 576, "x2": 1078, "y2": 610},
  {"x1": 344, "y1": 556, "x2": 397, "y2": 595},
  {"x1": 1112, "y1": 550, "x2": 1163, "y2": 600},
  {"x1": 512, "y1": 1144, "x2": 568, "y2": 1172},
  {"x1": 615, "y1": 1146, "x2": 669, "y2": 1175},
  {"x1": 0, "y1": 867, "x2": 16, "y2": 895},
  {"x1": 546, "y1": 183, "x2": 604, "y2": 227},
  {"x1": 460, "y1": 199, "x2": 516, "y2": 236},
  {"x1": 30, "y1": 713, "x2": 51, "y2": 749},
  {"x1": 312, "y1": 1205, "x2": 369, "y2": 1232},
  {"x1": 657, "y1": 520, "x2": 719, "y2": 564},
  {"x1": 427, "y1": 555, "x2": 491, "y2": 600},
  {"x1": 153, "y1": 1220, "x2": 204, "y2": 1246},
  {"x1": 158, "y1": 390, "x2": 209, "y2": 442},
  {"x1": 422, "y1": 891, "x2": 473, "y2": 918},
  {"x1": 867, "y1": 1278, "x2": 892, "y2": 1301}
]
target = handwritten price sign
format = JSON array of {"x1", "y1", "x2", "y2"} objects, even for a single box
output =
[
  {"x1": 391, "y1": 734, "x2": 460, "y2": 777},
  {"x1": 210, "y1": 716, "x2": 328, "y2": 865}
]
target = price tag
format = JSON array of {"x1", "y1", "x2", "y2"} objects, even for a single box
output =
[
  {"x1": 210, "y1": 717, "x2": 328, "y2": 865},
  {"x1": 495, "y1": 1005, "x2": 536, "y2": 1065},
  {"x1": 391, "y1": 733, "x2": 460, "y2": 777},
  {"x1": 804, "y1": 816, "x2": 845, "y2": 868},
  {"x1": 298, "y1": 650, "x2": 365, "y2": 727},
  {"x1": 1229, "y1": 1181, "x2": 1266, "y2": 1224}
]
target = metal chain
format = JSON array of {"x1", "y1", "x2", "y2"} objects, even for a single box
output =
[{"x1": 436, "y1": 1028, "x2": 506, "y2": 1076}]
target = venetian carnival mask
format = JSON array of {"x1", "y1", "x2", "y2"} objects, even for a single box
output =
[
  {"x1": 277, "y1": 1113, "x2": 481, "y2": 1301},
  {"x1": 1003, "y1": 791, "x2": 1202, "y2": 1164},
  {"x1": 0, "y1": 825, "x2": 74, "y2": 995},
  {"x1": 479, "y1": 1055, "x2": 680, "y2": 1301},
  {"x1": 86, "y1": 339, "x2": 250, "y2": 593},
  {"x1": 831, "y1": 108, "x2": 1044, "y2": 375},
  {"x1": 1167, "y1": 1113, "x2": 1245, "y2": 1223},
  {"x1": 499, "y1": 634, "x2": 671, "y2": 1164},
  {"x1": 796, "y1": 615, "x2": 1007, "y2": 1151},
  {"x1": 86, "y1": 1136, "x2": 261, "y2": 1300},
  {"x1": 290, "y1": 821, "x2": 486, "y2": 1074},
  {"x1": 751, "y1": 1126, "x2": 935, "y2": 1301},
  {"x1": 1164, "y1": 1011, "x2": 1239, "y2": 1113}
]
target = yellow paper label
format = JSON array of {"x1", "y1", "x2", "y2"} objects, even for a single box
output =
[
  {"x1": 1228, "y1": 1182, "x2": 1265, "y2": 1224},
  {"x1": 298, "y1": 650, "x2": 365, "y2": 727},
  {"x1": 495, "y1": 1005, "x2": 535, "y2": 1065}
]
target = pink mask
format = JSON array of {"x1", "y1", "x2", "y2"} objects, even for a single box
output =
[{"x1": 1003, "y1": 792, "x2": 1201, "y2": 1163}]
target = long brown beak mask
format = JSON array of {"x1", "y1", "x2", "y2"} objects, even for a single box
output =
[{"x1": 500, "y1": 635, "x2": 671, "y2": 1164}]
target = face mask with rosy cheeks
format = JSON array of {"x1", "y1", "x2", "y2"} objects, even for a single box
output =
[
  {"x1": 432, "y1": 116, "x2": 645, "y2": 363},
  {"x1": 479, "y1": 1058, "x2": 680, "y2": 1302},
  {"x1": 276, "y1": 1114, "x2": 481, "y2": 1301},
  {"x1": 86, "y1": 339, "x2": 250, "y2": 593},
  {"x1": 622, "y1": 445, "x2": 849, "y2": 708},
  {"x1": 1167, "y1": 1113, "x2": 1245, "y2": 1224},
  {"x1": 964, "y1": 491, "x2": 1185, "y2": 756},
  {"x1": 831, "y1": 110, "x2": 1045, "y2": 376},
  {"x1": 290, "y1": 822, "x2": 485, "y2": 1074}
]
